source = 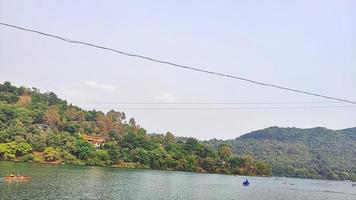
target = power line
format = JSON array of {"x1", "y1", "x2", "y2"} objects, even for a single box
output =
[
  {"x1": 72, "y1": 101, "x2": 344, "y2": 105},
  {"x1": 80, "y1": 105, "x2": 356, "y2": 110},
  {"x1": 1, "y1": 22, "x2": 355, "y2": 104}
]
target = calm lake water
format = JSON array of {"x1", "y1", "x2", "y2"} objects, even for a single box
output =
[{"x1": 0, "y1": 161, "x2": 355, "y2": 200}]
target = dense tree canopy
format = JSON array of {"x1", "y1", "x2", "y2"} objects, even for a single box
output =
[
  {"x1": 0, "y1": 82, "x2": 270, "y2": 176},
  {"x1": 205, "y1": 126, "x2": 356, "y2": 181}
]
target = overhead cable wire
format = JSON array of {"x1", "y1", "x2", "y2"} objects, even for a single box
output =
[
  {"x1": 72, "y1": 101, "x2": 344, "y2": 105},
  {"x1": 1, "y1": 22, "x2": 355, "y2": 104},
  {"x1": 80, "y1": 106, "x2": 356, "y2": 110}
]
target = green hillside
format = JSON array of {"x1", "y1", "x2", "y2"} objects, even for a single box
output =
[
  {"x1": 205, "y1": 127, "x2": 356, "y2": 181},
  {"x1": 0, "y1": 81, "x2": 270, "y2": 176}
]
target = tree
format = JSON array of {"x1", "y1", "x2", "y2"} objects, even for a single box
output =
[
  {"x1": 17, "y1": 95, "x2": 32, "y2": 107},
  {"x1": 0, "y1": 142, "x2": 17, "y2": 159},
  {"x1": 164, "y1": 132, "x2": 175, "y2": 145},
  {"x1": 103, "y1": 141, "x2": 121, "y2": 164},
  {"x1": 43, "y1": 147, "x2": 60, "y2": 161},
  {"x1": 96, "y1": 113, "x2": 123, "y2": 135},
  {"x1": 0, "y1": 119, "x2": 26, "y2": 143},
  {"x1": 131, "y1": 147, "x2": 149, "y2": 165},
  {"x1": 185, "y1": 155, "x2": 198, "y2": 171},
  {"x1": 229, "y1": 156, "x2": 244, "y2": 168},
  {"x1": 201, "y1": 157, "x2": 218, "y2": 172},
  {"x1": 198, "y1": 146, "x2": 215, "y2": 158},
  {"x1": 129, "y1": 118, "x2": 136, "y2": 127},
  {"x1": 0, "y1": 82, "x2": 18, "y2": 103},
  {"x1": 121, "y1": 112, "x2": 126, "y2": 121},
  {"x1": 255, "y1": 160, "x2": 272, "y2": 175},
  {"x1": 120, "y1": 132, "x2": 152, "y2": 150},
  {"x1": 85, "y1": 110, "x2": 98, "y2": 121},
  {"x1": 183, "y1": 138, "x2": 202, "y2": 154},
  {"x1": 60, "y1": 121, "x2": 80, "y2": 134},
  {"x1": 95, "y1": 149, "x2": 111, "y2": 164},
  {"x1": 0, "y1": 103, "x2": 16, "y2": 127},
  {"x1": 14, "y1": 107, "x2": 33, "y2": 125},
  {"x1": 17, "y1": 142, "x2": 32, "y2": 156},
  {"x1": 76, "y1": 140, "x2": 94, "y2": 160},
  {"x1": 27, "y1": 133, "x2": 47, "y2": 151},
  {"x1": 43, "y1": 106, "x2": 60, "y2": 126},
  {"x1": 0, "y1": 82, "x2": 16, "y2": 92},
  {"x1": 65, "y1": 107, "x2": 85, "y2": 121},
  {"x1": 218, "y1": 145, "x2": 232, "y2": 160},
  {"x1": 45, "y1": 92, "x2": 60, "y2": 106},
  {"x1": 147, "y1": 148, "x2": 168, "y2": 170},
  {"x1": 106, "y1": 110, "x2": 124, "y2": 122}
]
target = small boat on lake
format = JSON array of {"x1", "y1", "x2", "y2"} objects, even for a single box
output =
[
  {"x1": 243, "y1": 179, "x2": 250, "y2": 186},
  {"x1": 4, "y1": 175, "x2": 32, "y2": 181},
  {"x1": 5, "y1": 176, "x2": 32, "y2": 180}
]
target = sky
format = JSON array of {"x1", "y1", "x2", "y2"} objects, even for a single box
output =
[{"x1": 0, "y1": 0, "x2": 355, "y2": 140}]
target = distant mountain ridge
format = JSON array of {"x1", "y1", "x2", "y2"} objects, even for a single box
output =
[
  {"x1": 239, "y1": 126, "x2": 355, "y2": 140},
  {"x1": 205, "y1": 126, "x2": 356, "y2": 181}
]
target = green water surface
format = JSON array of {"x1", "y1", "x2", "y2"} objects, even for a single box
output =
[{"x1": 0, "y1": 161, "x2": 355, "y2": 200}]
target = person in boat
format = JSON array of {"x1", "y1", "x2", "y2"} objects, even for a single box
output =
[{"x1": 243, "y1": 179, "x2": 250, "y2": 185}]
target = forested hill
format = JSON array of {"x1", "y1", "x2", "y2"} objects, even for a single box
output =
[
  {"x1": 205, "y1": 127, "x2": 356, "y2": 181},
  {"x1": 1, "y1": 81, "x2": 354, "y2": 180},
  {"x1": 0, "y1": 81, "x2": 270, "y2": 176}
]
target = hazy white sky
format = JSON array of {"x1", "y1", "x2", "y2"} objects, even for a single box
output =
[{"x1": 1, "y1": 1, "x2": 355, "y2": 139}]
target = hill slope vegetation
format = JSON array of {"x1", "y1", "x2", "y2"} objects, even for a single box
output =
[
  {"x1": 205, "y1": 126, "x2": 356, "y2": 181},
  {"x1": 0, "y1": 81, "x2": 270, "y2": 176}
]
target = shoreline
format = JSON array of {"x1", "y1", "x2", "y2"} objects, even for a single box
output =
[
  {"x1": 2, "y1": 160, "x2": 354, "y2": 182},
  {"x1": 0, "y1": 159, "x2": 243, "y2": 176}
]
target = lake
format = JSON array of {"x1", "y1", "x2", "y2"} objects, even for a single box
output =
[{"x1": 0, "y1": 161, "x2": 355, "y2": 200}]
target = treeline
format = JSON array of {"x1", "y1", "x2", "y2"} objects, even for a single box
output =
[
  {"x1": 205, "y1": 127, "x2": 356, "y2": 181},
  {"x1": 0, "y1": 81, "x2": 271, "y2": 176}
]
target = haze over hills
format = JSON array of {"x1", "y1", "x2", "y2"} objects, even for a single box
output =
[{"x1": 205, "y1": 126, "x2": 356, "y2": 180}]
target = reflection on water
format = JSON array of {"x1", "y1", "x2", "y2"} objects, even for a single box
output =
[{"x1": 0, "y1": 161, "x2": 355, "y2": 200}]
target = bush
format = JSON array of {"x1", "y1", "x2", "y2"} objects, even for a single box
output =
[
  {"x1": 17, "y1": 142, "x2": 32, "y2": 155},
  {"x1": 114, "y1": 160, "x2": 144, "y2": 169},
  {"x1": 0, "y1": 142, "x2": 32, "y2": 159},
  {"x1": 76, "y1": 140, "x2": 94, "y2": 160},
  {"x1": 20, "y1": 154, "x2": 34, "y2": 162},
  {"x1": 85, "y1": 157, "x2": 105, "y2": 166},
  {"x1": 95, "y1": 150, "x2": 111, "y2": 164},
  {"x1": 43, "y1": 147, "x2": 60, "y2": 161},
  {"x1": 33, "y1": 154, "x2": 44, "y2": 162},
  {"x1": 61, "y1": 150, "x2": 83, "y2": 165},
  {"x1": 0, "y1": 143, "x2": 14, "y2": 159}
]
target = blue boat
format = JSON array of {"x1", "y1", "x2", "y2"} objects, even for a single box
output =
[{"x1": 243, "y1": 179, "x2": 250, "y2": 186}]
